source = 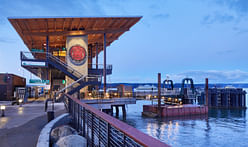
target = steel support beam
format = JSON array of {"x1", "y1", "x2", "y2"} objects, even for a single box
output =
[
  {"x1": 46, "y1": 36, "x2": 49, "y2": 81},
  {"x1": 103, "y1": 33, "x2": 107, "y2": 95},
  {"x1": 96, "y1": 43, "x2": 98, "y2": 70}
]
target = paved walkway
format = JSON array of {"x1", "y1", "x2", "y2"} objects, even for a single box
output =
[{"x1": 0, "y1": 102, "x2": 66, "y2": 147}]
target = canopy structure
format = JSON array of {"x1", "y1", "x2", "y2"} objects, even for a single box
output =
[{"x1": 8, "y1": 16, "x2": 142, "y2": 57}]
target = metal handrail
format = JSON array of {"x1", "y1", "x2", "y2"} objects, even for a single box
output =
[
  {"x1": 55, "y1": 75, "x2": 102, "y2": 96},
  {"x1": 64, "y1": 94, "x2": 169, "y2": 147},
  {"x1": 55, "y1": 75, "x2": 87, "y2": 96},
  {"x1": 47, "y1": 52, "x2": 83, "y2": 78},
  {"x1": 21, "y1": 51, "x2": 113, "y2": 78},
  {"x1": 88, "y1": 63, "x2": 112, "y2": 70}
]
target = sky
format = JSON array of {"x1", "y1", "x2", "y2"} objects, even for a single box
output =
[{"x1": 0, "y1": 0, "x2": 248, "y2": 84}]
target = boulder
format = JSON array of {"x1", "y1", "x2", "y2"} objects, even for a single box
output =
[
  {"x1": 54, "y1": 135, "x2": 87, "y2": 147},
  {"x1": 51, "y1": 125, "x2": 77, "y2": 143}
]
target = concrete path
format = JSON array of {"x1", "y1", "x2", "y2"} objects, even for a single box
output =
[{"x1": 0, "y1": 102, "x2": 66, "y2": 147}]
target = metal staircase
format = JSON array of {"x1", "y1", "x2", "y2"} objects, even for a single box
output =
[{"x1": 21, "y1": 51, "x2": 101, "y2": 95}]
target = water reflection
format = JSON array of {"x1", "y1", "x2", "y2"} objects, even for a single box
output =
[
  {"x1": 0, "y1": 117, "x2": 9, "y2": 128},
  {"x1": 122, "y1": 100, "x2": 248, "y2": 146},
  {"x1": 18, "y1": 107, "x2": 24, "y2": 115}
]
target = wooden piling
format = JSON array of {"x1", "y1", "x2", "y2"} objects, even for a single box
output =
[
  {"x1": 122, "y1": 105, "x2": 126, "y2": 120},
  {"x1": 205, "y1": 78, "x2": 208, "y2": 106},
  {"x1": 158, "y1": 73, "x2": 161, "y2": 117},
  {"x1": 115, "y1": 106, "x2": 119, "y2": 117}
]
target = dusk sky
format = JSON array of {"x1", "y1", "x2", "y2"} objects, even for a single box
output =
[{"x1": 0, "y1": 0, "x2": 248, "y2": 83}]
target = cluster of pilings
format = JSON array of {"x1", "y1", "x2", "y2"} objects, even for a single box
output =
[
  {"x1": 102, "y1": 105, "x2": 127, "y2": 119},
  {"x1": 200, "y1": 88, "x2": 246, "y2": 108}
]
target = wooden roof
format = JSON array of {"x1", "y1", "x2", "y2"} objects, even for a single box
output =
[{"x1": 8, "y1": 16, "x2": 142, "y2": 56}]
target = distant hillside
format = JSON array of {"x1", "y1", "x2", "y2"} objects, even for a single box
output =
[{"x1": 101, "y1": 83, "x2": 248, "y2": 89}]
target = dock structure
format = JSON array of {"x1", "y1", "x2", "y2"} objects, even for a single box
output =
[
  {"x1": 81, "y1": 97, "x2": 136, "y2": 118},
  {"x1": 143, "y1": 104, "x2": 208, "y2": 117},
  {"x1": 200, "y1": 88, "x2": 246, "y2": 108}
]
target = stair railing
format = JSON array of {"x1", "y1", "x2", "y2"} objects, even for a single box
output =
[{"x1": 47, "y1": 53, "x2": 82, "y2": 79}]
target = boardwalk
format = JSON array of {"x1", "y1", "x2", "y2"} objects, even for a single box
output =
[{"x1": 0, "y1": 102, "x2": 65, "y2": 147}]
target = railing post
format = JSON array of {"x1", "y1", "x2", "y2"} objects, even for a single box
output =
[
  {"x1": 83, "y1": 107, "x2": 86, "y2": 137},
  {"x1": 87, "y1": 111, "x2": 89, "y2": 146},
  {"x1": 123, "y1": 135, "x2": 126, "y2": 146},
  {"x1": 98, "y1": 118, "x2": 101, "y2": 146},
  {"x1": 91, "y1": 113, "x2": 94, "y2": 146},
  {"x1": 77, "y1": 103, "x2": 80, "y2": 131},
  {"x1": 107, "y1": 123, "x2": 110, "y2": 147},
  {"x1": 68, "y1": 98, "x2": 71, "y2": 114}
]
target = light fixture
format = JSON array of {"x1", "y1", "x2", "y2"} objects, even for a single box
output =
[
  {"x1": 1, "y1": 105, "x2": 6, "y2": 117},
  {"x1": 19, "y1": 99, "x2": 23, "y2": 107}
]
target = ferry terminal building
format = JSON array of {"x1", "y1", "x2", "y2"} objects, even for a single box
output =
[{"x1": 9, "y1": 16, "x2": 141, "y2": 99}]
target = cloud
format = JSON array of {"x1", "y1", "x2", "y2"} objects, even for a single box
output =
[
  {"x1": 214, "y1": 0, "x2": 248, "y2": 14},
  {"x1": 166, "y1": 70, "x2": 248, "y2": 83},
  {"x1": 232, "y1": 27, "x2": 248, "y2": 34},
  {"x1": 153, "y1": 14, "x2": 170, "y2": 19},
  {"x1": 216, "y1": 49, "x2": 235, "y2": 55},
  {"x1": 202, "y1": 13, "x2": 235, "y2": 24}
]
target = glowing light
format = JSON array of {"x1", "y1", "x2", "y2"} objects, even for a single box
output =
[
  {"x1": 18, "y1": 107, "x2": 24, "y2": 115},
  {"x1": 0, "y1": 105, "x2": 6, "y2": 110}
]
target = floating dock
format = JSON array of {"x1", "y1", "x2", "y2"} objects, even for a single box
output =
[{"x1": 143, "y1": 104, "x2": 208, "y2": 117}]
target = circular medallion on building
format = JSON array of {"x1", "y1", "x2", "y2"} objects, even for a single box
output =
[{"x1": 68, "y1": 45, "x2": 87, "y2": 65}]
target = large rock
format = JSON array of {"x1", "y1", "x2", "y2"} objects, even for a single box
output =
[
  {"x1": 51, "y1": 125, "x2": 78, "y2": 143},
  {"x1": 54, "y1": 135, "x2": 87, "y2": 147}
]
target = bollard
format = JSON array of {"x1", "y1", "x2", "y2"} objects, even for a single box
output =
[
  {"x1": 1, "y1": 105, "x2": 5, "y2": 117},
  {"x1": 47, "y1": 111, "x2": 55, "y2": 122}
]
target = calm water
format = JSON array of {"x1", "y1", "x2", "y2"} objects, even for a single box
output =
[{"x1": 119, "y1": 89, "x2": 248, "y2": 147}]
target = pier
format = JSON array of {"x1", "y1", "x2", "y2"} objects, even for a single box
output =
[
  {"x1": 81, "y1": 97, "x2": 136, "y2": 118},
  {"x1": 200, "y1": 87, "x2": 246, "y2": 108}
]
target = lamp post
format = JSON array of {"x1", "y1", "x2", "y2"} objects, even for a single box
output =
[
  {"x1": 19, "y1": 99, "x2": 23, "y2": 107},
  {"x1": 1, "y1": 105, "x2": 6, "y2": 117}
]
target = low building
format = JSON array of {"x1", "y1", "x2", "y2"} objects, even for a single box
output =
[{"x1": 0, "y1": 73, "x2": 26, "y2": 101}]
